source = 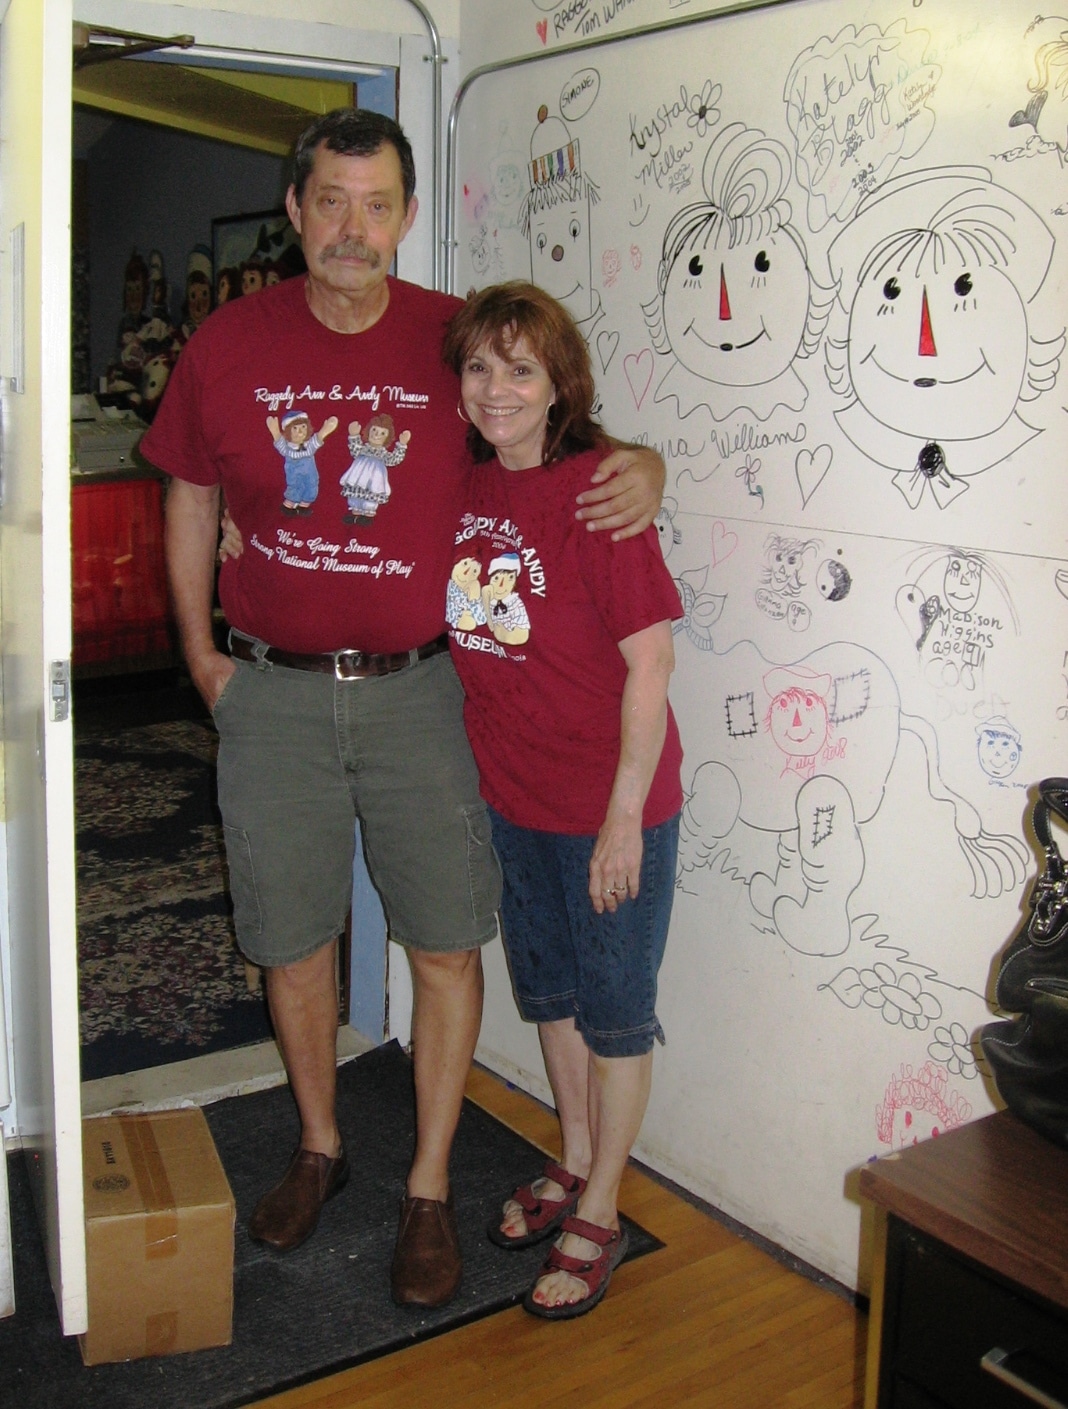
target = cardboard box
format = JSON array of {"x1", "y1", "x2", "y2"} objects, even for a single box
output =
[{"x1": 80, "y1": 1108, "x2": 235, "y2": 1365}]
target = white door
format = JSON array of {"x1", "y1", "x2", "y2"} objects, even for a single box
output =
[{"x1": 0, "y1": 0, "x2": 84, "y2": 1333}]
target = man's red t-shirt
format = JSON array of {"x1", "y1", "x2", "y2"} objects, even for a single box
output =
[{"x1": 141, "y1": 276, "x2": 466, "y2": 655}]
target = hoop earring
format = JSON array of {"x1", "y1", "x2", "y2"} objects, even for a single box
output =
[
  {"x1": 456, "y1": 401, "x2": 471, "y2": 424},
  {"x1": 546, "y1": 401, "x2": 556, "y2": 424}
]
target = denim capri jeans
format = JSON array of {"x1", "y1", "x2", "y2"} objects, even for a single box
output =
[{"x1": 488, "y1": 807, "x2": 680, "y2": 1058}]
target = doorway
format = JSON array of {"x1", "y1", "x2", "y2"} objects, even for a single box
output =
[{"x1": 70, "y1": 44, "x2": 396, "y2": 1084}]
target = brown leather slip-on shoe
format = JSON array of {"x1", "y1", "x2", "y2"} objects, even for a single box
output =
[
  {"x1": 247, "y1": 1146, "x2": 349, "y2": 1253},
  {"x1": 390, "y1": 1191, "x2": 462, "y2": 1307}
]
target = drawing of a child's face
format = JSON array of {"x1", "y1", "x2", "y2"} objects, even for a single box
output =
[
  {"x1": 529, "y1": 197, "x2": 591, "y2": 315},
  {"x1": 285, "y1": 417, "x2": 311, "y2": 445},
  {"x1": 943, "y1": 555, "x2": 982, "y2": 613},
  {"x1": 891, "y1": 1105, "x2": 941, "y2": 1148},
  {"x1": 768, "y1": 541, "x2": 806, "y2": 593},
  {"x1": 367, "y1": 423, "x2": 391, "y2": 448},
  {"x1": 662, "y1": 226, "x2": 809, "y2": 387},
  {"x1": 494, "y1": 159, "x2": 523, "y2": 208},
  {"x1": 768, "y1": 689, "x2": 829, "y2": 757},
  {"x1": 846, "y1": 248, "x2": 1029, "y2": 441},
  {"x1": 978, "y1": 728, "x2": 1021, "y2": 779}
]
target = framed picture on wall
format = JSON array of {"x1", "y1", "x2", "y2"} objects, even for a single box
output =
[{"x1": 211, "y1": 208, "x2": 306, "y2": 304}]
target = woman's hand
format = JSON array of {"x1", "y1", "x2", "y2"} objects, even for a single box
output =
[
  {"x1": 218, "y1": 507, "x2": 245, "y2": 563},
  {"x1": 589, "y1": 812, "x2": 643, "y2": 915},
  {"x1": 589, "y1": 620, "x2": 675, "y2": 913}
]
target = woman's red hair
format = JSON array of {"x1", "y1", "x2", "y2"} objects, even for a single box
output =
[{"x1": 442, "y1": 280, "x2": 609, "y2": 464}]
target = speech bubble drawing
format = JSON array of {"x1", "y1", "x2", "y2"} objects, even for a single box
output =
[{"x1": 560, "y1": 68, "x2": 600, "y2": 123}]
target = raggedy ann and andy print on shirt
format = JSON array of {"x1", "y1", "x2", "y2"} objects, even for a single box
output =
[
  {"x1": 266, "y1": 393, "x2": 535, "y2": 650},
  {"x1": 267, "y1": 404, "x2": 412, "y2": 523}
]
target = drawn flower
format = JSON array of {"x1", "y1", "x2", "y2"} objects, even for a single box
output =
[
  {"x1": 859, "y1": 963, "x2": 942, "y2": 1030},
  {"x1": 686, "y1": 80, "x2": 721, "y2": 138},
  {"x1": 834, "y1": 963, "x2": 941, "y2": 1031},
  {"x1": 928, "y1": 1022, "x2": 978, "y2": 1078}
]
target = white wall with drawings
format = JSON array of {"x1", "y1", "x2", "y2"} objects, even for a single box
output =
[{"x1": 458, "y1": 0, "x2": 1068, "y2": 1288}]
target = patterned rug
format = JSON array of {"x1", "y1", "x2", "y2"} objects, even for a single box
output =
[{"x1": 76, "y1": 716, "x2": 273, "y2": 1081}]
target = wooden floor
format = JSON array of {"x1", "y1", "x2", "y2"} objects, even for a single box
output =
[{"x1": 253, "y1": 1066, "x2": 867, "y2": 1409}]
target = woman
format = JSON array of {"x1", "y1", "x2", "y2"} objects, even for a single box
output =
[{"x1": 442, "y1": 281, "x2": 683, "y2": 1320}]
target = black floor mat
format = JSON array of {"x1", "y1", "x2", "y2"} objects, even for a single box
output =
[{"x1": 1, "y1": 1041, "x2": 662, "y2": 1408}]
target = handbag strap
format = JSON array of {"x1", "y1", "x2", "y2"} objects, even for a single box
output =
[
  {"x1": 1031, "y1": 779, "x2": 1068, "y2": 944},
  {"x1": 1039, "y1": 777, "x2": 1068, "y2": 831}
]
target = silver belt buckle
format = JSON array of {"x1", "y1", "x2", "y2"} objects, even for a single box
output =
[{"x1": 334, "y1": 649, "x2": 367, "y2": 680}]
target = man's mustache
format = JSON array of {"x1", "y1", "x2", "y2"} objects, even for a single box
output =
[{"x1": 320, "y1": 240, "x2": 380, "y2": 266}]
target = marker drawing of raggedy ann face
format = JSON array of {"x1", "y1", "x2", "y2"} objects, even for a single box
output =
[
  {"x1": 642, "y1": 123, "x2": 833, "y2": 424},
  {"x1": 826, "y1": 166, "x2": 1064, "y2": 509},
  {"x1": 762, "y1": 666, "x2": 832, "y2": 760}
]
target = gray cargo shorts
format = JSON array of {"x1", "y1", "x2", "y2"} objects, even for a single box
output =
[{"x1": 211, "y1": 644, "x2": 502, "y2": 967}]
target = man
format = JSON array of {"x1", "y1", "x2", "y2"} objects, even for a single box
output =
[{"x1": 141, "y1": 109, "x2": 663, "y2": 1310}]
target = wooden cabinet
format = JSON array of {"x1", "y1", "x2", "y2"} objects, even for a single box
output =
[{"x1": 860, "y1": 1111, "x2": 1068, "y2": 1408}]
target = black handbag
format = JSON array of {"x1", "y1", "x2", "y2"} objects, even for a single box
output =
[{"x1": 980, "y1": 777, "x2": 1068, "y2": 1148}]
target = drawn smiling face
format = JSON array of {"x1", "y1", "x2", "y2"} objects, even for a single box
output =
[
  {"x1": 768, "y1": 688, "x2": 829, "y2": 757},
  {"x1": 977, "y1": 728, "x2": 1021, "y2": 779},
  {"x1": 529, "y1": 197, "x2": 591, "y2": 316},
  {"x1": 662, "y1": 226, "x2": 809, "y2": 388},
  {"x1": 846, "y1": 248, "x2": 1029, "y2": 441},
  {"x1": 943, "y1": 555, "x2": 982, "y2": 614},
  {"x1": 493, "y1": 158, "x2": 524, "y2": 209},
  {"x1": 768, "y1": 541, "x2": 807, "y2": 594}
]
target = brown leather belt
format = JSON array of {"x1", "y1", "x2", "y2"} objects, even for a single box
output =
[{"x1": 229, "y1": 631, "x2": 449, "y2": 680}]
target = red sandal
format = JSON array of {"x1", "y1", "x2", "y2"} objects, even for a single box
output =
[
  {"x1": 486, "y1": 1159, "x2": 587, "y2": 1249},
  {"x1": 523, "y1": 1214, "x2": 630, "y2": 1320}
]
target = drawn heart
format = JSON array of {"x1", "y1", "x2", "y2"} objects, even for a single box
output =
[
  {"x1": 596, "y1": 329, "x2": 620, "y2": 373},
  {"x1": 710, "y1": 520, "x2": 738, "y2": 569},
  {"x1": 795, "y1": 444, "x2": 833, "y2": 508},
  {"x1": 623, "y1": 349, "x2": 654, "y2": 409},
  {"x1": 536, "y1": 19, "x2": 548, "y2": 43}
]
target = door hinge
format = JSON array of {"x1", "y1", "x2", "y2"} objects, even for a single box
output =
[{"x1": 49, "y1": 660, "x2": 71, "y2": 722}]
